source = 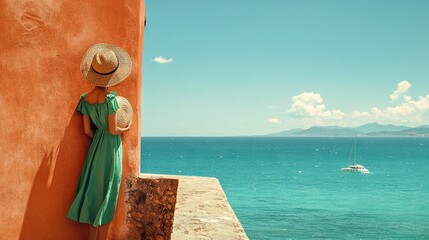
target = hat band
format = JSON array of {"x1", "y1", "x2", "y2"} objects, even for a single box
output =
[{"x1": 91, "y1": 60, "x2": 120, "y2": 75}]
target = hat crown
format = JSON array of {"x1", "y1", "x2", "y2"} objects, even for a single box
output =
[
  {"x1": 91, "y1": 49, "x2": 119, "y2": 75},
  {"x1": 81, "y1": 43, "x2": 132, "y2": 87}
]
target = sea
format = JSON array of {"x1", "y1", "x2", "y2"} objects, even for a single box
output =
[{"x1": 140, "y1": 137, "x2": 429, "y2": 240}]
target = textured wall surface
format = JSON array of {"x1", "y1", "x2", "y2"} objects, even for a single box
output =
[
  {"x1": 126, "y1": 176, "x2": 178, "y2": 240},
  {"x1": 0, "y1": 0, "x2": 145, "y2": 239}
]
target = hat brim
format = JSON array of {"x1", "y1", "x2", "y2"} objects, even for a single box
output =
[{"x1": 80, "y1": 43, "x2": 132, "y2": 87}]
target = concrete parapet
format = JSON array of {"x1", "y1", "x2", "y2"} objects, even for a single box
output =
[{"x1": 138, "y1": 174, "x2": 248, "y2": 240}]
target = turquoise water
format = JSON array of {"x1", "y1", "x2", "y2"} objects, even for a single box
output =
[{"x1": 141, "y1": 137, "x2": 429, "y2": 239}]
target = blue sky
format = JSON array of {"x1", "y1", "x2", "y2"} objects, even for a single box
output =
[{"x1": 141, "y1": 0, "x2": 429, "y2": 136}]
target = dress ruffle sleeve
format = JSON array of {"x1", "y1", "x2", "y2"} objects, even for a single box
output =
[
  {"x1": 106, "y1": 91, "x2": 119, "y2": 114},
  {"x1": 76, "y1": 93, "x2": 89, "y2": 115}
]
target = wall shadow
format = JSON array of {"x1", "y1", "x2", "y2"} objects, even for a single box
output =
[{"x1": 19, "y1": 111, "x2": 91, "y2": 240}]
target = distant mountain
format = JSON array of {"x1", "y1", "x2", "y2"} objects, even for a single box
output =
[
  {"x1": 355, "y1": 123, "x2": 410, "y2": 133},
  {"x1": 373, "y1": 127, "x2": 429, "y2": 136},
  {"x1": 266, "y1": 128, "x2": 303, "y2": 137},
  {"x1": 292, "y1": 126, "x2": 360, "y2": 137},
  {"x1": 265, "y1": 123, "x2": 429, "y2": 137},
  {"x1": 399, "y1": 127, "x2": 429, "y2": 136}
]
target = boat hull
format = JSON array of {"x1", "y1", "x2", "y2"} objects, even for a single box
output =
[{"x1": 341, "y1": 167, "x2": 369, "y2": 174}]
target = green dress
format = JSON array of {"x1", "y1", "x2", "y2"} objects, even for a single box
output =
[{"x1": 67, "y1": 92, "x2": 122, "y2": 227}]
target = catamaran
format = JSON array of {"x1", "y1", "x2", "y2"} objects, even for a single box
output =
[
  {"x1": 341, "y1": 137, "x2": 369, "y2": 174},
  {"x1": 341, "y1": 163, "x2": 369, "y2": 173}
]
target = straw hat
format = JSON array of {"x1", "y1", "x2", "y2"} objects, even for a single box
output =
[
  {"x1": 116, "y1": 96, "x2": 133, "y2": 128},
  {"x1": 80, "y1": 43, "x2": 132, "y2": 87}
]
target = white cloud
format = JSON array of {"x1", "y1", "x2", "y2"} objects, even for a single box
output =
[
  {"x1": 350, "y1": 83, "x2": 429, "y2": 125},
  {"x1": 153, "y1": 56, "x2": 173, "y2": 64},
  {"x1": 268, "y1": 118, "x2": 282, "y2": 124},
  {"x1": 285, "y1": 81, "x2": 429, "y2": 127},
  {"x1": 390, "y1": 80, "x2": 411, "y2": 101},
  {"x1": 384, "y1": 95, "x2": 429, "y2": 120},
  {"x1": 287, "y1": 92, "x2": 344, "y2": 120},
  {"x1": 351, "y1": 110, "x2": 370, "y2": 118}
]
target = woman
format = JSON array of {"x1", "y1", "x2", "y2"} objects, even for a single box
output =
[{"x1": 67, "y1": 43, "x2": 132, "y2": 240}]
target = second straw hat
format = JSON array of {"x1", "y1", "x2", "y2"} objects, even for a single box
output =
[
  {"x1": 80, "y1": 43, "x2": 132, "y2": 87},
  {"x1": 116, "y1": 96, "x2": 133, "y2": 128}
]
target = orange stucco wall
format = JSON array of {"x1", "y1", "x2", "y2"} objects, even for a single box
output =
[{"x1": 0, "y1": 0, "x2": 145, "y2": 239}]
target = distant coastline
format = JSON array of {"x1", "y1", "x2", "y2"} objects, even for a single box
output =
[
  {"x1": 265, "y1": 122, "x2": 429, "y2": 137},
  {"x1": 141, "y1": 123, "x2": 429, "y2": 138}
]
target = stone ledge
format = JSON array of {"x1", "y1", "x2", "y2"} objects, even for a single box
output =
[{"x1": 140, "y1": 174, "x2": 248, "y2": 240}]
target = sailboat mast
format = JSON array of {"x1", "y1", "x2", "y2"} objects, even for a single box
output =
[
  {"x1": 348, "y1": 137, "x2": 358, "y2": 164},
  {"x1": 354, "y1": 138, "x2": 357, "y2": 163}
]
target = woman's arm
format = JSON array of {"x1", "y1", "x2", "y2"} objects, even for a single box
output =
[
  {"x1": 83, "y1": 115, "x2": 94, "y2": 138},
  {"x1": 108, "y1": 113, "x2": 131, "y2": 135}
]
